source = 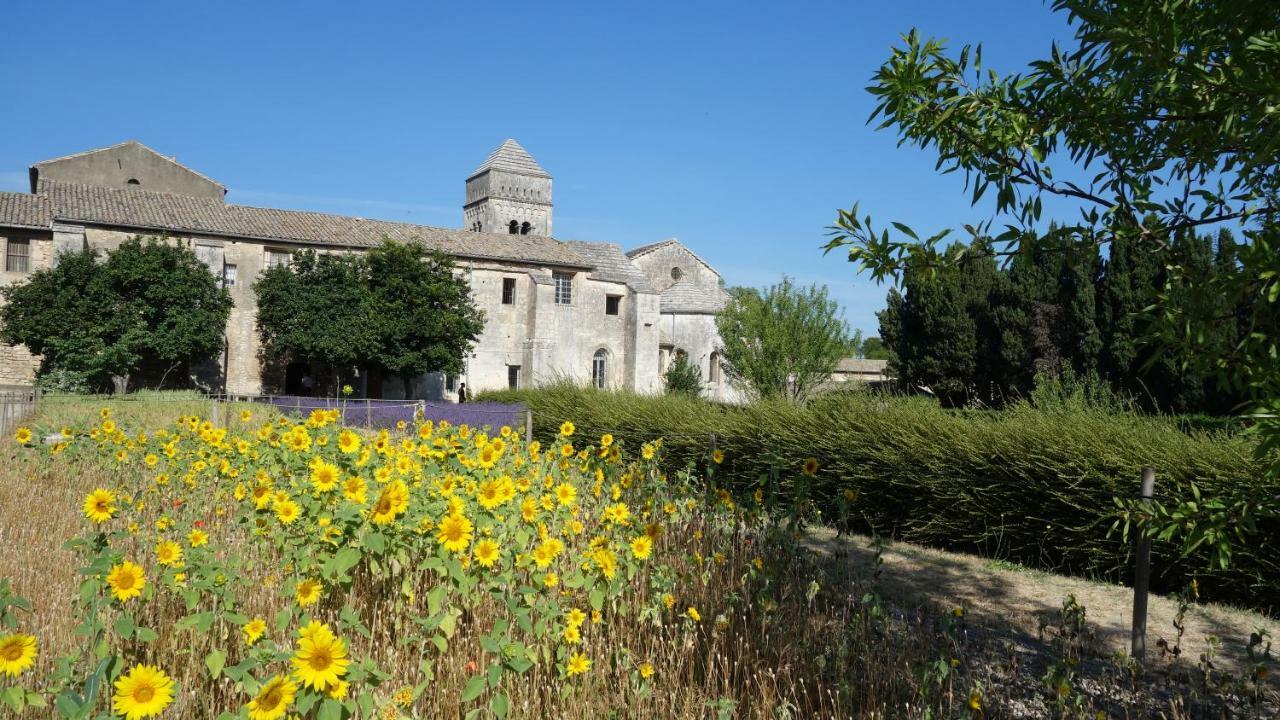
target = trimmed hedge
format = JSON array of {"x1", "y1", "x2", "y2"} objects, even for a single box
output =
[{"x1": 481, "y1": 385, "x2": 1277, "y2": 613}]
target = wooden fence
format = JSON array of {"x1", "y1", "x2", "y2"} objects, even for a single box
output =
[{"x1": 0, "y1": 389, "x2": 37, "y2": 437}]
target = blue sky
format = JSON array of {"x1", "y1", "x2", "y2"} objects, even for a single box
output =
[{"x1": 1, "y1": 1, "x2": 1076, "y2": 336}]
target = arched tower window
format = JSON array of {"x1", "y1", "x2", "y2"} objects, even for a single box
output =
[
  {"x1": 709, "y1": 351, "x2": 722, "y2": 384},
  {"x1": 520, "y1": 221, "x2": 531, "y2": 235},
  {"x1": 592, "y1": 349, "x2": 609, "y2": 389},
  {"x1": 508, "y1": 220, "x2": 519, "y2": 234}
]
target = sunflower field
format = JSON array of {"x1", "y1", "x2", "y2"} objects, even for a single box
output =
[{"x1": 1, "y1": 403, "x2": 872, "y2": 719}]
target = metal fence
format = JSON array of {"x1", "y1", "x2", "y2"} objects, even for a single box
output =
[{"x1": 0, "y1": 389, "x2": 36, "y2": 436}]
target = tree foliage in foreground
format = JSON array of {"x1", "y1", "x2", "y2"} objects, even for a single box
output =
[
  {"x1": 715, "y1": 277, "x2": 853, "y2": 403},
  {"x1": 0, "y1": 237, "x2": 231, "y2": 392},
  {"x1": 662, "y1": 354, "x2": 703, "y2": 398},
  {"x1": 827, "y1": 0, "x2": 1280, "y2": 569},
  {"x1": 254, "y1": 240, "x2": 484, "y2": 393}
]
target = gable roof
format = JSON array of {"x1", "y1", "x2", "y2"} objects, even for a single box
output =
[
  {"x1": 566, "y1": 241, "x2": 657, "y2": 293},
  {"x1": 626, "y1": 237, "x2": 719, "y2": 278},
  {"x1": 660, "y1": 279, "x2": 730, "y2": 314},
  {"x1": 29, "y1": 180, "x2": 589, "y2": 268},
  {"x1": 468, "y1": 139, "x2": 550, "y2": 179},
  {"x1": 31, "y1": 140, "x2": 227, "y2": 193}
]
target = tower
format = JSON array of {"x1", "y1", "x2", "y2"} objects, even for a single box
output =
[{"x1": 464, "y1": 139, "x2": 553, "y2": 237}]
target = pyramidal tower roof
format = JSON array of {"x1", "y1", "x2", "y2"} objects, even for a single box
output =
[{"x1": 469, "y1": 139, "x2": 550, "y2": 179}]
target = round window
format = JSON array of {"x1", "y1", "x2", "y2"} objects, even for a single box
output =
[{"x1": 670, "y1": 266, "x2": 683, "y2": 281}]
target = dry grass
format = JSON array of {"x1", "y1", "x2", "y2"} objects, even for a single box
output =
[{"x1": 0, "y1": 395, "x2": 1275, "y2": 719}]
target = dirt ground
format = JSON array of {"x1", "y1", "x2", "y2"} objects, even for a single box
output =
[{"x1": 804, "y1": 528, "x2": 1278, "y2": 680}]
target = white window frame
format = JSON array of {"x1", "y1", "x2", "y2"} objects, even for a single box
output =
[{"x1": 553, "y1": 272, "x2": 573, "y2": 305}]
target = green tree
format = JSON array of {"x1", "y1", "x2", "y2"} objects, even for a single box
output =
[
  {"x1": 0, "y1": 237, "x2": 231, "y2": 392},
  {"x1": 364, "y1": 241, "x2": 485, "y2": 396},
  {"x1": 716, "y1": 277, "x2": 853, "y2": 402},
  {"x1": 662, "y1": 354, "x2": 703, "y2": 398},
  {"x1": 254, "y1": 250, "x2": 377, "y2": 389},
  {"x1": 827, "y1": 0, "x2": 1280, "y2": 568},
  {"x1": 860, "y1": 336, "x2": 890, "y2": 360}
]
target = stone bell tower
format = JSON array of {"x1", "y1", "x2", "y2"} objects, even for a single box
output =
[{"x1": 463, "y1": 139, "x2": 552, "y2": 237}]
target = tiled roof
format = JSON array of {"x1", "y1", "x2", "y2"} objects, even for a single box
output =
[
  {"x1": 32, "y1": 180, "x2": 589, "y2": 268},
  {"x1": 469, "y1": 139, "x2": 550, "y2": 179},
  {"x1": 626, "y1": 237, "x2": 720, "y2": 278},
  {"x1": 566, "y1": 241, "x2": 657, "y2": 293},
  {"x1": 836, "y1": 358, "x2": 889, "y2": 373},
  {"x1": 0, "y1": 192, "x2": 51, "y2": 229},
  {"x1": 660, "y1": 280, "x2": 729, "y2": 314}
]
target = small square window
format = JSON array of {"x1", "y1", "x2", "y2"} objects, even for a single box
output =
[
  {"x1": 605, "y1": 295, "x2": 621, "y2": 316},
  {"x1": 553, "y1": 272, "x2": 573, "y2": 305},
  {"x1": 223, "y1": 264, "x2": 238, "y2": 287},
  {"x1": 502, "y1": 277, "x2": 517, "y2": 305},
  {"x1": 5, "y1": 238, "x2": 30, "y2": 273}
]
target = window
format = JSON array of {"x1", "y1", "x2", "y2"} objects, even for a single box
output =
[
  {"x1": 508, "y1": 220, "x2": 519, "y2": 235},
  {"x1": 445, "y1": 374, "x2": 457, "y2": 392},
  {"x1": 553, "y1": 272, "x2": 573, "y2": 305},
  {"x1": 709, "y1": 351, "x2": 721, "y2": 384},
  {"x1": 592, "y1": 350, "x2": 608, "y2": 389},
  {"x1": 520, "y1": 221, "x2": 531, "y2": 235},
  {"x1": 5, "y1": 238, "x2": 30, "y2": 273},
  {"x1": 223, "y1": 264, "x2": 238, "y2": 288},
  {"x1": 126, "y1": 178, "x2": 141, "y2": 186},
  {"x1": 265, "y1": 248, "x2": 292, "y2": 269},
  {"x1": 501, "y1": 277, "x2": 516, "y2": 305},
  {"x1": 507, "y1": 365, "x2": 521, "y2": 390},
  {"x1": 670, "y1": 266, "x2": 683, "y2": 281},
  {"x1": 605, "y1": 295, "x2": 621, "y2": 316}
]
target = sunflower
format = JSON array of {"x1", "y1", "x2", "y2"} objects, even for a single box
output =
[
  {"x1": 0, "y1": 633, "x2": 37, "y2": 677},
  {"x1": 559, "y1": 421, "x2": 575, "y2": 437},
  {"x1": 563, "y1": 624, "x2": 581, "y2": 644},
  {"x1": 801, "y1": 457, "x2": 819, "y2": 476},
  {"x1": 291, "y1": 629, "x2": 350, "y2": 691},
  {"x1": 295, "y1": 579, "x2": 323, "y2": 607},
  {"x1": 565, "y1": 652, "x2": 591, "y2": 677},
  {"x1": 188, "y1": 529, "x2": 209, "y2": 547},
  {"x1": 565, "y1": 608, "x2": 586, "y2": 628},
  {"x1": 629, "y1": 535, "x2": 653, "y2": 560},
  {"x1": 711, "y1": 449, "x2": 725, "y2": 464},
  {"x1": 336, "y1": 430, "x2": 361, "y2": 454},
  {"x1": 476, "y1": 479, "x2": 508, "y2": 510},
  {"x1": 275, "y1": 499, "x2": 301, "y2": 524},
  {"x1": 436, "y1": 512, "x2": 473, "y2": 553},
  {"x1": 370, "y1": 480, "x2": 409, "y2": 525},
  {"x1": 111, "y1": 664, "x2": 174, "y2": 720},
  {"x1": 473, "y1": 538, "x2": 501, "y2": 568},
  {"x1": 309, "y1": 460, "x2": 340, "y2": 492},
  {"x1": 554, "y1": 482, "x2": 577, "y2": 507},
  {"x1": 243, "y1": 618, "x2": 267, "y2": 646},
  {"x1": 246, "y1": 673, "x2": 296, "y2": 720},
  {"x1": 83, "y1": 488, "x2": 117, "y2": 523},
  {"x1": 106, "y1": 561, "x2": 146, "y2": 602},
  {"x1": 13, "y1": 426, "x2": 32, "y2": 444},
  {"x1": 342, "y1": 476, "x2": 367, "y2": 504},
  {"x1": 686, "y1": 606, "x2": 701, "y2": 622},
  {"x1": 641, "y1": 444, "x2": 655, "y2": 460},
  {"x1": 155, "y1": 541, "x2": 183, "y2": 567}
]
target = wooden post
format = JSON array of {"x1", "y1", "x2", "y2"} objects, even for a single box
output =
[
  {"x1": 709, "y1": 433, "x2": 717, "y2": 454},
  {"x1": 365, "y1": 398, "x2": 372, "y2": 428},
  {"x1": 1131, "y1": 467, "x2": 1156, "y2": 660},
  {"x1": 524, "y1": 409, "x2": 533, "y2": 442}
]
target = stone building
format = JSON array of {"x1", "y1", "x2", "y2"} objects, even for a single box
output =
[{"x1": 0, "y1": 140, "x2": 742, "y2": 400}]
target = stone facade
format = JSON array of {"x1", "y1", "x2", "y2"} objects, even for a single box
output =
[{"x1": 0, "y1": 140, "x2": 732, "y2": 400}]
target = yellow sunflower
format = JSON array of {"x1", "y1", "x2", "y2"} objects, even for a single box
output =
[
  {"x1": 309, "y1": 460, "x2": 340, "y2": 492},
  {"x1": 291, "y1": 629, "x2": 350, "y2": 691},
  {"x1": 559, "y1": 421, "x2": 575, "y2": 437},
  {"x1": 801, "y1": 457, "x2": 819, "y2": 476},
  {"x1": 342, "y1": 476, "x2": 367, "y2": 504},
  {"x1": 436, "y1": 512, "x2": 473, "y2": 553},
  {"x1": 370, "y1": 480, "x2": 409, "y2": 525},
  {"x1": 83, "y1": 488, "x2": 117, "y2": 523},
  {"x1": 13, "y1": 426, "x2": 32, "y2": 444},
  {"x1": 565, "y1": 652, "x2": 590, "y2": 677},
  {"x1": 554, "y1": 482, "x2": 577, "y2": 507},
  {"x1": 0, "y1": 633, "x2": 37, "y2": 677},
  {"x1": 243, "y1": 618, "x2": 267, "y2": 646},
  {"x1": 111, "y1": 664, "x2": 174, "y2": 720},
  {"x1": 275, "y1": 499, "x2": 301, "y2": 525},
  {"x1": 106, "y1": 561, "x2": 146, "y2": 602},
  {"x1": 188, "y1": 529, "x2": 208, "y2": 547},
  {"x1": 155, "y1": 541, "x2": 183, "y2": 567},
  {"x1": 247, "y1": 673, "x2": 296, "y2": 720},
  {"x1": 295, "y1": 578, "x2": 323, "y2": 608},
  {"x1": 473, "y1": 538, "x2": 501, "y2": 568},
  {"x1": 629, "y1": 535, "x2": 653, "y2": 560}
]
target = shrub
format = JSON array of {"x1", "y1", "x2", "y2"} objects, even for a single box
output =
[
  {"x1": 662, "y1": 355, "x2": 702, "y2": 397},
  {"x1": 481, "y1": 385, "x2": 1276, "y2": 611}
]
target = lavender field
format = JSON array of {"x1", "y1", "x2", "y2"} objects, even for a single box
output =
[{"x1": 254, "y1": 395, "x2": 526, "y2": 431}]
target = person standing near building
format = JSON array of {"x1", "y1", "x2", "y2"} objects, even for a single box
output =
[{"x1": 457, "y1": 383, "x2": 467, "y2": 403}]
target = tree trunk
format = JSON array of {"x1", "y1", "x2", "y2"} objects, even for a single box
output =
[
  {"x1": 111, "y1": 374, "x2": 130, "y2": 395},
  {"x1": 402, "y1": 374, "x2": 414, "y2": 400}
]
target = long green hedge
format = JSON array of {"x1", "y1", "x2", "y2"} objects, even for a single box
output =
[{"x1": 481, "y1": 386, "x2": 1277, "y2": 613}]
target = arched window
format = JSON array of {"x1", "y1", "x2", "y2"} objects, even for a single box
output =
[
  {"x1": 508, "y1": 220, "x2": 519, "y2": 234},
  {"x1": 592, "y1": 349, "x2": 609, "y2": 389},
  {"x1": 520, "y1": 221, "x2": 532, "y2": 235},
  {"x1": 126, "y1": 178, "x2": 141, "y2": 186},
  {"x1": 709, "y1": 351, "x2": 721, "y2": 384}
]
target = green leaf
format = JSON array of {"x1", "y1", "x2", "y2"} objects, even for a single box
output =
[
  {"x1": 460, "y1": 674, "x2": 487, "y2": 703},
  {"x1": 135, "y1": 627, "x2": 158, "y2": 643},
  {"x1": 113, "y1": 613, "x2": 135, "y2": 639},
  {"x1": 205, "y1": 650, "x2": 227, "y2": 679},
  {"x1": 1, "y1": 686, "x2": 24, "y2": 713},
  {"x1": 490, "y1": 692, "x2": 509, "y2": 718},
  {"x1": 327, "y1": 547, "x2": 363, "y2": 578},
  {"x1": 317, "y1": 698, "x2": 344, "y2": 720}
]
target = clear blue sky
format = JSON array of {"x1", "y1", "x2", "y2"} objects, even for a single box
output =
[{"x1": 1, "y1": 1, "x2": 1075, "y2": 336}]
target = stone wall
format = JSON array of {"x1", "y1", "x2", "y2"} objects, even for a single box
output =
[
  {"x1": 34, "y1": 142, "x2": 225, "y2": 200},
  {"x1": 0, "y1": 230, "x2": 56, "y2": 387}
]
